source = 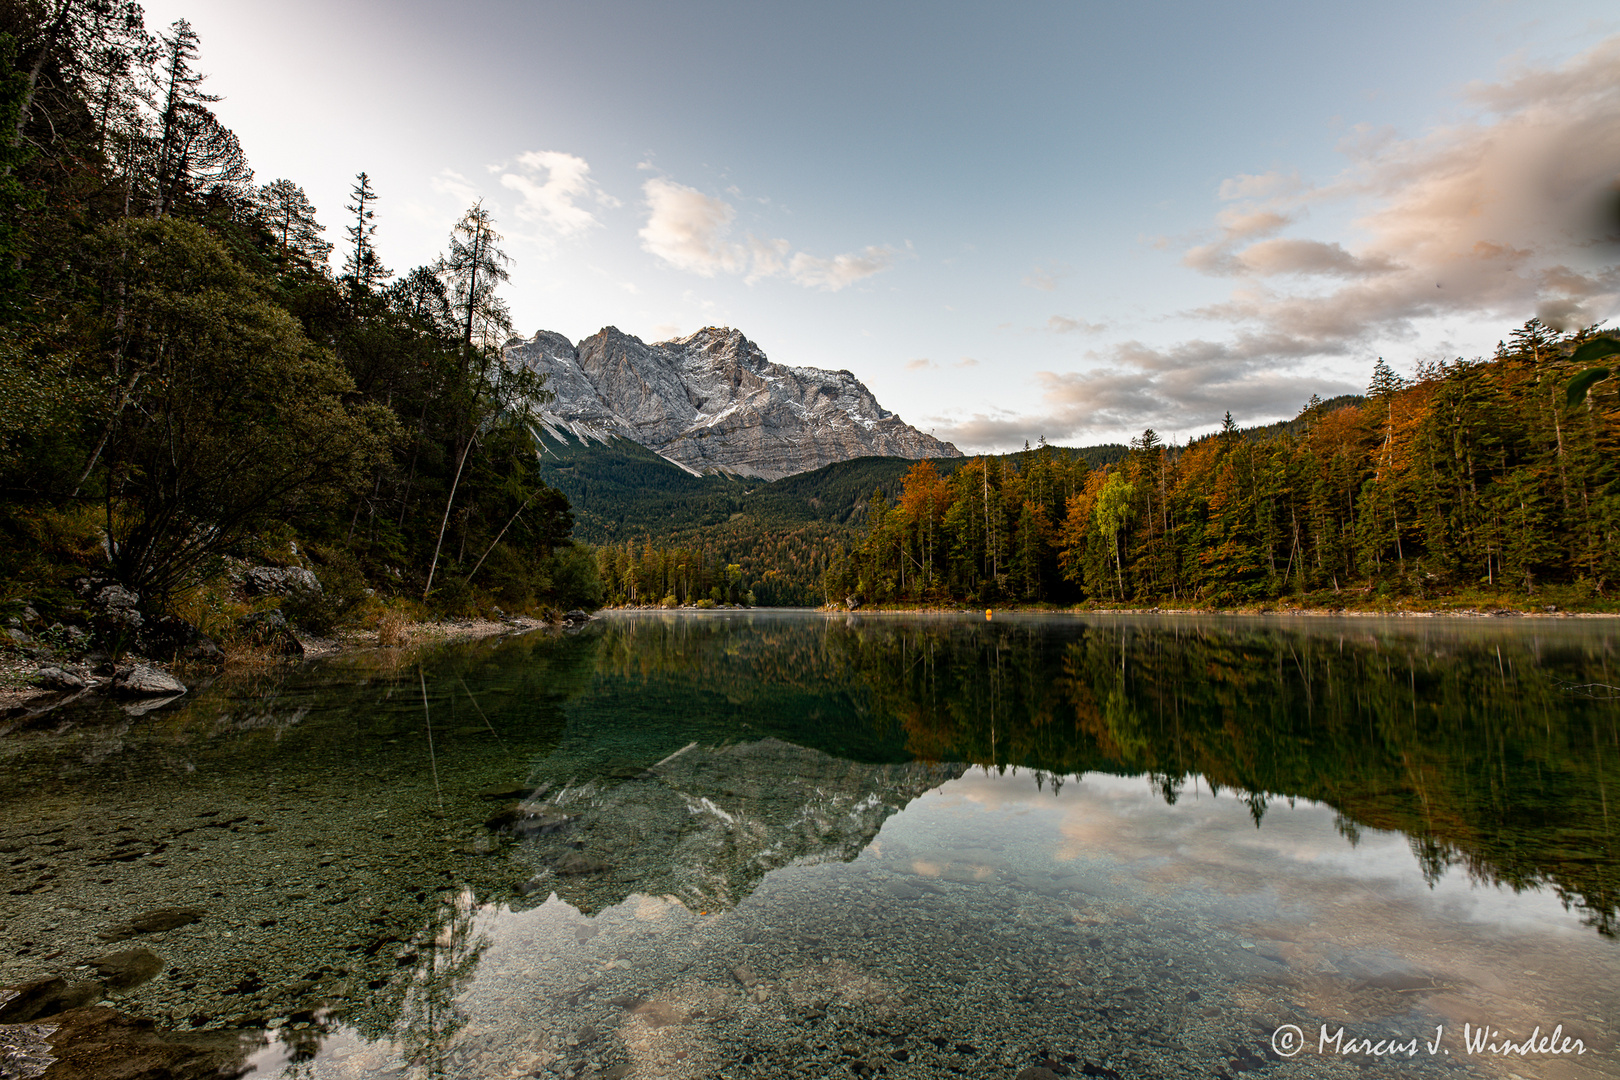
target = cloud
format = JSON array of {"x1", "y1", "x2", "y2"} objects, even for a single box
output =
[
  {"x1": 932, "y1": 335, "x2": 1360, "y2": 448},
  {"x1": 942, "y1": 37, "x2": 1620, "y2": 451},
  {"x1": 1230, "y1": 238, "x2": 1400, "y2": 277},
  {"x1": 1022, "y1": 260, "x2": 1073, "y2": 291},
  {"x1": 1180, "y1": 208, "x2": 1293, "y2": 272},
  {"x1": 905, "y1": 358, "x2": 936, "y2": 371},
  {"x1": 1046, "y1": 315, "x2": 1106, "y2": 334},
  {"x1": 429, "y1": 169, "x2": 479, "y2": 206},
  {"x1": 639, "y1": 178, "x2": 750, "y2": 277},
  {"x1": 499, "y1": 151, "x2": 618, "y2": 242},
  {"x1": 788, "y1": 246, "x2": 897, "y2": 290},
  {"x1": 1218, "y1": 171, "x2": 1306, "y2": 202},
  {"x1": 639, "y1": 177, "x2": 897, "y2": 291},
  {"x1": 1194, "y1": 36, "x2": 1620, "y2": 333},
  {"x1": 955, "y1": 357, "x2": 978, "y2": 368}
]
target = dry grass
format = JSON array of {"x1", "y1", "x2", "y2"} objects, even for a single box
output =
[{"x1": 375, "y1": 607, "x2": 410, "y2": 648}]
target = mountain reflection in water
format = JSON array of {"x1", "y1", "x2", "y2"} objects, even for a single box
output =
[{"x1": 0, "y1": 611, "x2": 1614, "y2": 1080}]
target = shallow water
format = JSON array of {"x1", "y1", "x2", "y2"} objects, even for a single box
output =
[{"x1": 1, "y1": 611, "x2": 1617, "y2": 1079}]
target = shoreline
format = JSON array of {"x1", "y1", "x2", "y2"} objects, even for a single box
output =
[
  {"x1": 822, "y1": 604, "x2": 1620, "y2": 619},
  {"x1": 0, "y1": 613, "x2": 561, "y2": 715}
]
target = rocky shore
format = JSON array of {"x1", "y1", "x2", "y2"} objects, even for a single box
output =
[{"x1": 1, "y1": 573, "x2": 592, "y2": 715}]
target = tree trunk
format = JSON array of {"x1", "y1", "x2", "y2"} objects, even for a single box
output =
[
  {"x1": 8, "y1": 0, "x2": 78, "y2": 166},
  {"x1": 423, "y1": 434, "x2": 477, "y2": 600}
]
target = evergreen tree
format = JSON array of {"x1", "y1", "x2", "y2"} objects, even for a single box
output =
[
  {"x1": 342, "y1": 170, "x2": 390, "y2": 293},
  {"x1": 149, "y1": 19, "x2": 249, "y2": 216},
  {"x1": 1367, "y1": 357, "x2": 1405, "y2": 400},
  {"x1": 442, "y1": 200, "x2": 511, "y2": 353},
  {"x1": 256, "y1": 178, "x2": 331, "y2": 269}
]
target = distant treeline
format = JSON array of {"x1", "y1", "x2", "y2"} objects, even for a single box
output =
[
  {"x1": 547, "y1": 437, "x2": 1130, "y2": 608},
  {"x1": 594, "y1": 522, "x2": 846, "y2": 608},
  {"x1": 0, "y1": 6, "x2": 596, "y2": 627},
  {"x1": 827, "y1": 321, "x2": 1620, "y2": 608}
]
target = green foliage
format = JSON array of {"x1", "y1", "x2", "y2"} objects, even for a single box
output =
[
  {"x1": 828, "y1": 324, "x2": 1620, "y2": 608},
  {"x1": 81, "y1": 218, "x2": 395, "y2": 597},
  {"x1": 0, "y1": 5, "x2": 597, "y2": 620}
]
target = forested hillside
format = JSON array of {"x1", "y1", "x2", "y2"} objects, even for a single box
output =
[
  {"x1": 827, "y1": 322, "x2": 1620, "y2": 609},
  {"x1": 550, "y1": 435, "x2": 1129, "y2": 606},
  {"x1": 0, "y1": 4, "x2": 597, "y2": 642}
]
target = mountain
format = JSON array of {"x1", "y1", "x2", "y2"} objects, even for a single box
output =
[{"x1": 506, "y1": 325, "x2": 962, "y2": 480}]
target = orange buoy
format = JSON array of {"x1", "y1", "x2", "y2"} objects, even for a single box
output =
[{"x1": 985, "y1": 609, "x2": 993, "y2": 620}]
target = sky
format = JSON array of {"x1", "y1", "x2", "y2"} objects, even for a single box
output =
[{"x1": 143, "y1": 0, "x2": 1620, "y2": 452}]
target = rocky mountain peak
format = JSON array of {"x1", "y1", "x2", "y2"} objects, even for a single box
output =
[{"x1": 507, "y1": 326, "x2": 960, "y2": 480}]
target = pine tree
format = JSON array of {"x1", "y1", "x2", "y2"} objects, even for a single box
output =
[
  {"x1": 1367, "y1": 357, "x2": 1405, "y2": 400},
  {"x1": 423, "y1": 202, "x2": 534, "y2": 600},
  {"x1": 149, "y1": 20, "x2": 249, "y2": 216},
  {"x1": 442, "y1": 200, "x2": 511, "y2": 354},
  {"x1": 342, "y1": 171, "x2": 391, "y2": 293},
  {"x1": 255, "y1": 179, "x2": 331, "y2": 269}
]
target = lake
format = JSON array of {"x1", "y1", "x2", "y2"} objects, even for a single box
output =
[{"x1": 1, "y1": 611, "x2": 1616, "y2": 1079}]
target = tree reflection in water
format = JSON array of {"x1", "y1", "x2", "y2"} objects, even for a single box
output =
[{"x1": 583, "y1": 613, "x2": 1619, "y2": 936}]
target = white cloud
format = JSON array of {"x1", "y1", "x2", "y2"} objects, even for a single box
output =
[
  {"x1": 499, "y1": 151, "x2": 618, "y2": 242},
  {"x1": 1217, "y1": 170, "x2": 1306, "y2": 202},
  {"x1": 1189, "y1": 36, "x2": 1620, "y2": 335},
  {"x1": 638, "y1": 178, "x2": 750, "y2": 276},
  {"x1": 638, "y1": 177, "x2": 897, "y2": 291},
  {"x1": 1022, "y1": 260, "x2": 1073, "y2": 291},
  {"x1": 1231, "y1": 238, "x2": 1399, "y2": 277},
  {"x1": 1046, "y1": 315, "x2": 1106, "y2": 334},
  {"x1": 933, "y1": 335, "x2": 1360, "y2": 448},
  {"x1": 788, "y1": 246, "x2": 897, "y2": 291},
  {"x1": 429, "y1": 169, "x2": 479, "y2": 207},
  {"x1": 905, "y1": 357, "x2": 937, "y2": 371}
]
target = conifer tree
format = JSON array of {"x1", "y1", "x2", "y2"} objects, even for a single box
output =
[
  {"x1": 342, "y1": 171, "x2": 390, "y2": 293},
  {"x1": 149, "y1": 19, "x2": 249, "y2": 216},
  {"x1": 1367, "y1": 357, "x2": 1404, "y2": 400},
  {"x1": 256, "y1": 179, "x2": 331, "y2": 269},
  {"x1": 442, "y1": 200, "x2": 511, "y2": 354}
]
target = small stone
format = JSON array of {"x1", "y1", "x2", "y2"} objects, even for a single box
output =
[
  {"x1": 554, "y1": 851, "x2": 609, "y2": 876},
  {"x1": 732, "y1": 965, "x2": 757, "y2": 989},
  {"x1": 91, "y1": 947, "x2": 164, "y2": 990},
  {"x1": 98, "y1": 907, "x2": 204, "y2": 942},
  {"x1": 1017, "y1": 1069, "x2": 1061, "y2": 1080}
]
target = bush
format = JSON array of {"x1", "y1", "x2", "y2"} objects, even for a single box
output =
[
  {"x1": 544, "y1": 542, "x2": 602, "y2": 611},
  {"x1": 281, "y1": 544, "x2": 370, "y2": 634}
]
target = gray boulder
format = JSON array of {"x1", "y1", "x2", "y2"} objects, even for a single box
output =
[
  {"x1": 0, "y1": 976, "x2": 105, "y2": 1022},
  {"x1": 30, "y1": 666, "x2": 89, "y2": 691},
  {"x1": 90, "y1": 583, "x2": 144, "y2": 636},
  {"x1": 110, "y1": 664, "x2": 187, "y2": 697},
  {"x1": 243, "y1": 566, "x2": 321, "y2": 597},
  {"x1": 90, "y1": 947, "x2": 165, "y2": 991}
]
